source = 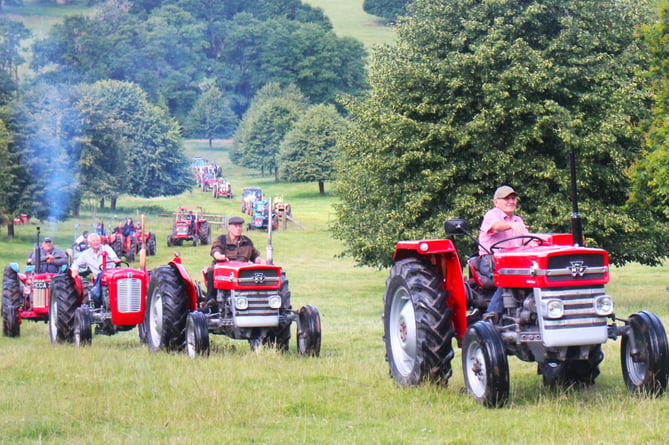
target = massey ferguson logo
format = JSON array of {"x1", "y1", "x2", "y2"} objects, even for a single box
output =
[
  {"x1": 568, "y1": 261, "x2": 587, "y2": 277},
  {"x1": 253, "y1": 272, "x2": 266, "y2": 284}
]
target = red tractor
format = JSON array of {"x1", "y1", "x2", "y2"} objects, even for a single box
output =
[
  {"x1": 383, "y1": 158, "x2": 669, "y2": 407},
  {"x1": 2, "y1": 230, "x2": 69, "y2": 337},
  {"x1": 167, "y1": 206, "x2": 211, "y2": 247},
  {"x1": 212, "y1": 178, "x2": 232, "y2": 199},
  {"x1": 144, "y1": 218, "x2": 321, "y2": 357},
  {"x1": 49, "y1": 253, "x2": 148, "y2": 346}
]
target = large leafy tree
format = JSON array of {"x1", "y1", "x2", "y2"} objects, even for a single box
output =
[
  {"x1": 334, "y1": 0, "x2": 665, "y2": 268},
  {"x1": 363, "y1": 0, "x2": 410, "y2": 21},
  {"x1": 231, "y1": 83, "x2": 308, "y2": 179},
  {"x1": 184, "y1": 83, "x2": 238, "y2": 147},
  {"x1": 630, "y1": 1, "x2": 669, "y2": 219},
  {"x1": 279, "y1": 104, "x2": 348, "y2": 195}
]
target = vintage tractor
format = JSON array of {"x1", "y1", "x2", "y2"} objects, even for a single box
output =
[
  {"x1": 167, "y1": 206, "x2": 211, "y2": 247},
  {"x1": 108, "y1": 230, "x2": 138, "y2": 262},
  {"x1": 49, "y1": 252, "x2": 148, "y2": 346},
  {"x1": 2, "y1": 230, "x2": 68, "y2": 337},
  {"x1": 383, "y1": 156, "x2": 669, "y2": 407},
  {"x1": 241, "y1": 187, "x2": 263, "y2": 215},
  {"x1": 144, "y1": 212, "x2": 321, "y2": 357},
  {"x1": 249, "y1": 199, "x2": 278, "y2": 231},
  {"x1": 212, "y1": 178, "x2": 233, "y2": 199}
]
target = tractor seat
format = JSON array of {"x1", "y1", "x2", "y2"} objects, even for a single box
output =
[{"x1": 467, "y1": 254, "x2": 496, "y2": 290}]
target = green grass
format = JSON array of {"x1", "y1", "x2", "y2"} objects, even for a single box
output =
[{"x1": 2, "y1": 139, "x2": 669, "y2": 443}]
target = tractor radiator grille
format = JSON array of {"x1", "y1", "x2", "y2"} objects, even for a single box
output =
[
  {"x1": 546, "y1": 253, "x2": 606, "y2": 281},
  {"x1": 32, "y1": 285, "x2": 49, "y2": 309},
  {"x1": 539, "y1": 287, "x2": 608, "y2": 330},
  {"x1": 238, "y1": 294, "x2": 277, "y2": 317},
  {"x1": 117, "y1": 278, "x2": 142, "y2": 313},
  {"x1": 237, "y1": 269, "x2": 281, "y2": 287}
]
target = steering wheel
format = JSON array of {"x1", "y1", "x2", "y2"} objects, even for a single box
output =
[
  {"x1": 490, "y1": 235, "x2": 544, "y2": 252},
  {"x1": 98, "y1": 260, "x2": 128, "y2": 271}
]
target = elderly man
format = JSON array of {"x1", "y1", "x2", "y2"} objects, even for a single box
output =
[
  {"x1": 71, "y1": 233, "x2": 121, "y2": 306},
  {"x1": 27, "y1": 237, "x2": 68, "y2": 273},
  {"x1": 479, "y1": 185, "x2": 529, "y2": 319}
]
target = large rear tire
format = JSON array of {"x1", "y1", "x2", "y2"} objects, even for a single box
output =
[
  {"x1": 297, "y1": 305, "x2": 321, "y2": 357},
  {"x1": 185, "y1": 311, "x2": 210, "y2": 358},
  {"x1": 199, "y1": 221, "x2": 210, "y2": 245},
  {"x1": 74, "y1": 306, "x2": 92, "y2": 347},
  {"x1": 49, "y1": 274, "x2": 80, "y2": 344},
  {"x1": 621, "y1": 311, "x2": 669, "y2": 396},
  {"x1": 146, "y1": 233, "x2": 157, "y2": 256},
  {"x1": 383, "y1": 258, "x2": 455, "y2": 387},
  {"x1": 462, "y1": 321, "x2": 510, "y2": 408},
  {"x1": 145, "y1": 266, "x2": 189, "y2": 352},
  {"x1": 2, "y1": 266, "x2": 22, "y2": 337}
]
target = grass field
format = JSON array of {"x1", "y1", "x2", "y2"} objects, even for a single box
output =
[
  {"x1": 4, "y1": 2, "x2": 669, "y2": 444},
  {"x1": 2, "y1": 140, "x2": 669, "y2": 444}
]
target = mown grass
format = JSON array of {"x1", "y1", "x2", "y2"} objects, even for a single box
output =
[{"x1": 2, "y1": 140, "x2": 669, "y2": 444}]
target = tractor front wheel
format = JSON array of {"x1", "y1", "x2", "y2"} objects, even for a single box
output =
[
  {"x1": 621, "y1": 311, "x2": 669, "y2": 396},
  {"x1": 297, "y1": 305, "x2": 321, "y2": 357},
  {"x1": 74, "y1": 306, "x2": 92, "y2": 347},
  {"x1": 462, "y1": 321, "x2": 510, "y2": 408},
  {"x1": 2, "y1": 266, "x2": 22, "y2": 337},
  {"x1": 383, "y1": 258, "x2": 455, "y2": 387},
  {"x1": 145, "y1": 266, "x2": 189, "y2": 352},
  {"x1": 185, "y1": 311, "x2": 209, "y2": 358}
]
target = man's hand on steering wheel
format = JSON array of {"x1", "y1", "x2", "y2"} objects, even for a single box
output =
[{"x1": 490, "y1": 235, "x2": 544, "y2": 251}]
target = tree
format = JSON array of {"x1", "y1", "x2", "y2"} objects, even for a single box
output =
[
  {"x1": 231, "y1": 83, "x2": 308, "y2": 179},
  {"x1": 0, "y1": 16, "x2": 30, "y2": 87},
  {"x1": 184, "y1": 83, "x2": 238, "y2": 147},
  {"x1": 630, "y1": 1, "x2": 669, "y2": 219},
  {"x1": 279, "y1": 104, "x2": 347, "y2": 195},
  {"x1": 333, "y1": 0, "x2": 664, "y2": 268},
  {"x1": 363, "y1": 0, "x2": 410, "y2": 21}
]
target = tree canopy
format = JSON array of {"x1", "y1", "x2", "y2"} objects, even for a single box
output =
[{"x1": 333, "y1": 0, "x2": 666, "y2": 268}]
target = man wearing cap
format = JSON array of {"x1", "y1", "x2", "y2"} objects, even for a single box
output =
[
  {"x1": 478, "y1": 185, "x2": 529, "y2": 255},
  {"x1": 479, "y1": 185, "x2": 529, "y2": 318},
  {"x1": 27, "y1": 237, "x2": 69, "y2": 273},
  {"x1": 204, "y1": 216, "x2": 266, "y2": 304}
]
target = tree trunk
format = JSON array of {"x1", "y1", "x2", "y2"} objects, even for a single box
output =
[
  {"x1": 261, "y1": 165, "x2": 264, "y2": 177},
  {"x1": 73, "y1": 202, "x2": 80, "y2": 217},
  {"x1": 7, "y1": 222, "x2": 14, "y2": 238},
  {"x1": 209, "y1": 138, "x2": 213, "y2": 148},
  {"x1": 319, "y1": 181, "x2": 325, "y2": 196},
  {"x1": 111, "y1": 196, "x2": 117, "y2": 210},
  {"x1": 274, "y1": 167, "x2": 279, "y2": 182},
  {"x1": 100, "y1": 197, "x2": 105, "y2": 209}
]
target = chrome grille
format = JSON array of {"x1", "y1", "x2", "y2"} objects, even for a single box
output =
[
  {"x1": 32, "y1": 285, "x2": 49, "y2": 309},
  {"x1": 234, "y1": 291, "x2": 278, "y2": 317},
  {"x1": 237, "y1": 268, "x2": 281, "y2": 287},
  {"x1": 539, "y1": 287, "x2": 608, "y2": 329},
  {"x1": 116, "y1": 278, "x2": 142, "y2": 313}
]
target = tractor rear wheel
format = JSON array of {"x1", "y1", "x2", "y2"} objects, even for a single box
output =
[
  {"x1": 621, "y1": 311, "x2": 669, "y2": 396},
  {"x1": 2, "y1": 266, "x2": 22, "y2": 337},
  {"x1": 49, "y1": 274, "x2": 80, "y2": 343},
  {"x1": 145, "y1": 265, "x2": 189, "y2": 352},
  {"x1": 383, "y1": 258, "x2": 455, "y2": 387},
  {"x1": 74, "y1": 306, "x2": 92, "y2": 347},
  {"x1": 199, "y1": 221, "x2": 211, "y2": 245},
  {"x1": 146, "y1": 233, "x2": 157, "y2": 256},
  {"x1": 462, "y1": 321, "x2": 509, "y2": 407},
  {"x1": 185, "y1": 311, "x2": 209, "y2": 358},
  {"x1": 297, "y1": 305, "x2": 321, "y2": 357}
]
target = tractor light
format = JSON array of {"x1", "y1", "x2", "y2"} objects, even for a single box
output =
[
  {"x1": 268, "y1": 295, "x2": 282, "y2": 309},
  {"x1": 545, "y1": 300, "x2": 564, "y2": 319},
  {"x1": 235, "y1": 297, "x2": 249, "y2": 311},
  {"x1": 594, "y1": 295, "x2": 613, "y2": 316},
  {"x1": 419, "y1": 242, "x2": 429, "y2": 252}
]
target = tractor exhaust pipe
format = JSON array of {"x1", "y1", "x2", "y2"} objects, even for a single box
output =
[
  {"x1": 569, "y1": 150, "x2": 584, "y2": 246},
  {"x1": 34, "y1": 226, "x2": 42, "y2": 271},
  {"x1": 266, "y1": 197, "x2": 274, "y2": 265}
]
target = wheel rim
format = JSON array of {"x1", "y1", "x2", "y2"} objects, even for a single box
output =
[
  {"x1": 186, "y1": 316, "x2": 196, "y2": 358},
  {"x1": 464, "y1": 338, "x2": 487, "y2": 398},
  {"x1": 148, "y1": 292, "x2": 163, "y2": 349},
  {"x1": 49, "y1": 297, "x2": 58, "y2": 343},
  {"x1": 624, "y1": 332, "x2": 648, "y2": 386},
  {"x1": 388, "y1": 286, "x2": 417, "y2": 376}
]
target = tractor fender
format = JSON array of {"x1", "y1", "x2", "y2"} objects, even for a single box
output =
[
  {"x1": 167, "y1": 257, "x2": 199, "y2": 312},
  {"x1": 393, "y1": 239, "x2": 468, "y2": 342}
]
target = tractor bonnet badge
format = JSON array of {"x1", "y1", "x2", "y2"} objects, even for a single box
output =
[
  {"x1": 253, "y1": 272, "x2": 265, "y2": 284},
  {"x1": 568, "y1": 261, "x2": 587, "y2": 278}
]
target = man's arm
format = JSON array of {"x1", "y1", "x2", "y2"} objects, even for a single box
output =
[{"x1": 50, "y1": 248, "x2": 69, "y2": 266}]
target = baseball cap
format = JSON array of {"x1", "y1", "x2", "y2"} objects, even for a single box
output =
[
  {"x1": 494, "y1": 186, "x2": 518, "y2": 200},
  {"x1": 43, "y1": 237, "x2": 53, "y2": 242}
]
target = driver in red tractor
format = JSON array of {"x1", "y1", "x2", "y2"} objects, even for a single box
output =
[
  {"x1": 70, "y1": 233, "x2": 121, "y2": 306},
  {"x1": 27, "y1": 237, "x2": 68, "y2": 273},
  {"x1": 479, "y1": 185, "x2": 529, "y2": 319}
]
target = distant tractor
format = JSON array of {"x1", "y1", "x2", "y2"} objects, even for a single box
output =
[
  {"x1": 241, "y1": 187, "x2": 263, "y2": 215},
  {"x1": 167, "y1": 206, "x2": 211, "y2": 247},
  {"x1": 212, "y1": 178, "x2": 233, "y2": 199},
  {"x1": 249, "y1": 199, "x2": 278, "y2": 231}
]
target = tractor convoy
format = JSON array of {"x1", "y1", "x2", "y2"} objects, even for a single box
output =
[{"x1": 4, "y1": 151, "x2": 667, "y2": 410}]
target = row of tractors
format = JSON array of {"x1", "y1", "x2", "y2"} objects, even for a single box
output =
[
  {"x1": 241, "y1": 187, "x2": 293, "y2": 231},
  {"x1": 2, "y1": 221, "x2": 321, "y2": 358},
  {"x1": 191, "y1": 156, "x2": 233, "y2": 199}
]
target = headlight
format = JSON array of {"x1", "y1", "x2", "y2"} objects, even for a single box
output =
[
  {"x1": 235, "y1": 297, "x2": 248, "y2": 310},
  {"x1": 594, "y1": 295, "x2": 613, "y2": 316},
  {"x1": 268, "y1": 295, "x2": 282, "y2": 309},
  {"x1": 545, "y1": 300, "x2": 564, "y2": 319}
]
